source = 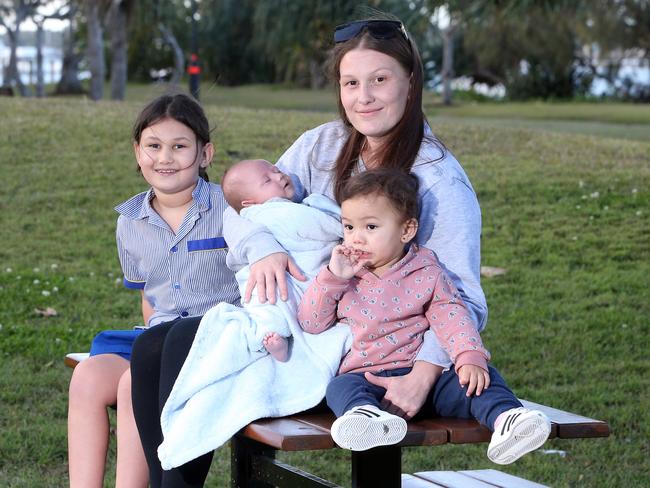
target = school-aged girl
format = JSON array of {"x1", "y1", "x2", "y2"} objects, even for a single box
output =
[
  {"x1": 297, "y1": 169, "x2": 551, "y2": 463},
  {"x1": 67, "y1": 93, "x2": 239, "y2": 488}
]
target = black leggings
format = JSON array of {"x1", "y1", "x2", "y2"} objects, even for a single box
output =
[{"x1": 130, "y1": 316, "x2": 213, "y2": 488}]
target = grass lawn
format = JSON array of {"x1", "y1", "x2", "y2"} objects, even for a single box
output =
[
  {"x1": 118, "y1": 82, "x2": 650, "y2": 142},
  {"x1": 0, "y1": 90, "x2": 649, "y2": 487}
]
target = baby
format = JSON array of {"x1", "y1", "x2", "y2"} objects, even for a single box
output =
[{"x1": 222, "y1": 158, "x2": 297, "y2": 361}]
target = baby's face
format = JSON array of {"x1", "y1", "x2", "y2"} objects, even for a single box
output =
[{"x1": 240, "y1": 159, "x2": 295, "y2": 206}]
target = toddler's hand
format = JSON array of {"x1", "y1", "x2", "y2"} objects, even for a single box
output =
[
  {"x1": 457, "y1": 364, "x2": 490, "y2": 397},
  {"x1": 328, "y1": 244, "x2": 368, "y2": 280}
]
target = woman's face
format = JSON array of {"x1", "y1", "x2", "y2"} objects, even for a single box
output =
[{"x1": 339, "y1": 48, "x2": 411, "y2": 150}]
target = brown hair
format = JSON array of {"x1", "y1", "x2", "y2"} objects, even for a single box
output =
[
  {"x1": 337, "y1": 168, "x2": 420, "y2": 222},
  {"x1": 328, "y1": 18, "x2": 433, "y2": 203},
  {"x1": 132, "y1": 92, "x2": 211, "y2": 181}
]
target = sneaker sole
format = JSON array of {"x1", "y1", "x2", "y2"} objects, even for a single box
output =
[
  {"x1": 487, "y1": 412, "x2": 551, "y2": 465},
  {"x1": 331, "y1": 414, "x2": 407, "y2": 451}
]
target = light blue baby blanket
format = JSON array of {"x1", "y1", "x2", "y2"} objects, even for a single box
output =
[{"x1": 158, "y1": 194, "x2": 352, "y2": 469}]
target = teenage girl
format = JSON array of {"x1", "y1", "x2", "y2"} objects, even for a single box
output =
[
  {"x1": 67, "y1": 93, "x2": 239, "y2": 488},
  {"x1": 297, "y1": 169, "x2": 551, "y2": 464}
]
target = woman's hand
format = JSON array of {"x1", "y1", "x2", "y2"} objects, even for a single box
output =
[
  {"x1": 364, "y1": 361, "x2": 443, "y2": 419},
  {"x1": 245, "y1": 252, "x2": 306, "y2": 304},
  {"x1": 457, "y1": 364, "x2": 490, "y2": 397}
]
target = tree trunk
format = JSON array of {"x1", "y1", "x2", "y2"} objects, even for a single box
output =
[
  {"x1": 108, "y1": 0, "x2": 130, "y2": 100},
  {"x1": 4, "y1": 25, "x2": 29, "y2": 96},
  {"x1": 85, "y1": 0, "x2": 105, "y2": 101},
  {"x1": 55, "y1": 5, "x2": 84, "y2": 95},
  {"x1": 56, "y1": 25, "x2": 84, "y2": 94},
  {"x1": 309, "y1": 58, "x2": 326, "y2": 89},
  {"x1": 159, "y1": 24, "x2": 185, "y2": 86},
  {"x1": 441, "y1": 26, "x2": 455, "y2": 106},
  {"x1": 35, "y1": 21, "x2": 45, "y2": 97}
]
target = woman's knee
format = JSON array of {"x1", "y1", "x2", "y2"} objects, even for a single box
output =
[
  {"x1": 131, "y1": 322, "x2": 174, "y2": 374},
  {"x1": 164, "y1": 316, "x2": 201, "y2": 352}
]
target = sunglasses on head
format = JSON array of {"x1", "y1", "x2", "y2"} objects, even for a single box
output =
[{"x1": 334, "y1": 20, "x2": 408, "y2": 44}]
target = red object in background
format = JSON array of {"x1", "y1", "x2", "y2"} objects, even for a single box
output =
[{"x1": 187, "y1": 54, "x2": 201, "y2": 75}]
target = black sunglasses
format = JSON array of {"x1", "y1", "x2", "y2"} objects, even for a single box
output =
[{"x1": 334, "y1": 20, "x2": 408, "y2": 44}]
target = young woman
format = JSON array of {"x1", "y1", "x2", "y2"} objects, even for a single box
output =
[{"x1": 131, "y1": 15, "x2": 488, "y2": 487}]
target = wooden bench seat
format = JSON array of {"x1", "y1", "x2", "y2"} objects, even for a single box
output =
[
  {"x1": 64, "y1": 354, "x2": 609, "y2": 487},
  {"x1": 238, "y1": 400, "x2": 609, "y2": 449},
  {"x1": 233, "y1": 401, "x2": 608, "y2": 487}
]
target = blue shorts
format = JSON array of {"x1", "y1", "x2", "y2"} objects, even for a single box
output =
[{"x1": 89, "y1": 329, "x2": 146, "y2": 361}]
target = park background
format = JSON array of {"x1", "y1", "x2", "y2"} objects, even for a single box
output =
[{"x1": 1, "y1": 1, "x2": 649, "y2": 487}]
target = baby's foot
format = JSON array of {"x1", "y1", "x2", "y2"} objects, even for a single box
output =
[{"x1": 263, "y1": 332, "x2": 289, "y2": 362}]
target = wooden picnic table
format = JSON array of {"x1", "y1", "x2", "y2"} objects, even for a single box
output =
[
  {"x1": 64, "y1": 353, "x2": 609, "y2": 487},
  {"x1": 232, "y1": 400, "x2": 609, "y2": 488}
]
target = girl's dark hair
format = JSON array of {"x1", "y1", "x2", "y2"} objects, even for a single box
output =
[
  {"x1": 337, "y1": 168, "x2": 420, "y2": 221},
  {"x1": 328, "y1": 16, "x2": 431, "y2": 203},
  {"x1": 132, "y1": 93, "x2": 211, "y2": 181}
]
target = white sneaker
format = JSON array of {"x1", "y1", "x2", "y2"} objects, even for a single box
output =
[
  {"x1": 330, "y1": 405, "x2": 407, "y2": 451},
  {"x1": 487, "y1": 407, "x2": 551, "y2": 465}
]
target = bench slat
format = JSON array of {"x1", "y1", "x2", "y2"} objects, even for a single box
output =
[
  {"x1": 414, "y1": 417, "x2": 492, "y2": 444},
  {"x1": 408, "y1": 470, "x2": 550, "y2": 488},
  {"x1": 64, "y1": 352, "x2": 89, "y2": 368},
  {"x1": 400, "y1": 419, "x2": 449, "y2": 446},
  {"x1": 402, "y1": 473, "x2": 446, "y2": 487},
  {"x1": 460, "y1": 469, "x2": 549, "y2": 488},
  {"x1": 415, "y1": 470, "x2": 497, "y2": 487},
  {"x1": 520, "y1": 400, "x2": 610, "y2": 438},
  {"x1": 241, "y1": 417, "x2": 335, "y2": 451},
  {"x1": 239, "y1": 397, "x2": 609, "y2": 451}
]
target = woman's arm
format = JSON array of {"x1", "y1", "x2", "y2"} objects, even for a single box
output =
[
  {"x1": 413, "y1": 170, "x2": 487, "y2": 367},
  {"x1": 418, "y1": 176, "x2": 486, "y2": 329},
  {"x1": 223, "y1": 205, "x2": 305, "y2": 304}
]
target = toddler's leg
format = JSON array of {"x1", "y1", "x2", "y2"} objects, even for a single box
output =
[
  {"x1": 262, "y1": 332, "x2": 289, "y2": 362},
  {"x1": 326, "y1": 373, "x2": 407, "y2": 451},
  {"x1": 326, "y1": 373, "x2": 383, "y2": 416},
  {"x1": 487, "y1": 407, "x2": 551, "y2": 465},
  {"x1": 115, "y1": 368, "x2": 148, "y2": 488},
  {"x1": 428, "y1": 366, "x2": 550, "y2": 464},
  {"x1": 428, "y1": 366, "x2": 522, "y2": 428},
  {"x1": 68, "y1": 353, "x2": 129, "y2": 488}
]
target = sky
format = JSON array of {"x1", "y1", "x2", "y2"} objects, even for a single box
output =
[{"x1": 0, "y1": 1, "x2": 69, "y2": 34}]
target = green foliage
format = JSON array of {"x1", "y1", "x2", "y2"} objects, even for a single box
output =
[
  {"x1": 0, "y1": 96, "x2": 648, "y2": 486},
  {"x1": 127, "y1": 1, "x2": 191, "y2": 82}
]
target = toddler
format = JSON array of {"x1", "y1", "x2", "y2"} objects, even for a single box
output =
[{"x1": 297, "y1": 168, "x2": 551, "y2": 465}]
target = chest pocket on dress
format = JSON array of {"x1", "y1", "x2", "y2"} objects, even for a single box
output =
[{"x1": 187, "y1": 237, "x2": 228, "y2": 293}]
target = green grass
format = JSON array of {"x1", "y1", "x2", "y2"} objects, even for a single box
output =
[
  {"x1": 118, "y1": 82, "x2": 650, "y2": 141},
  {"x1": 1, "y1": 93, "x2": 649, "y2": 487}
]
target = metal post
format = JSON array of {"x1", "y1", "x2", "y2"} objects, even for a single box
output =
[{"x1": 188, "y1": 0, "x2": 200, "y2": 99}]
